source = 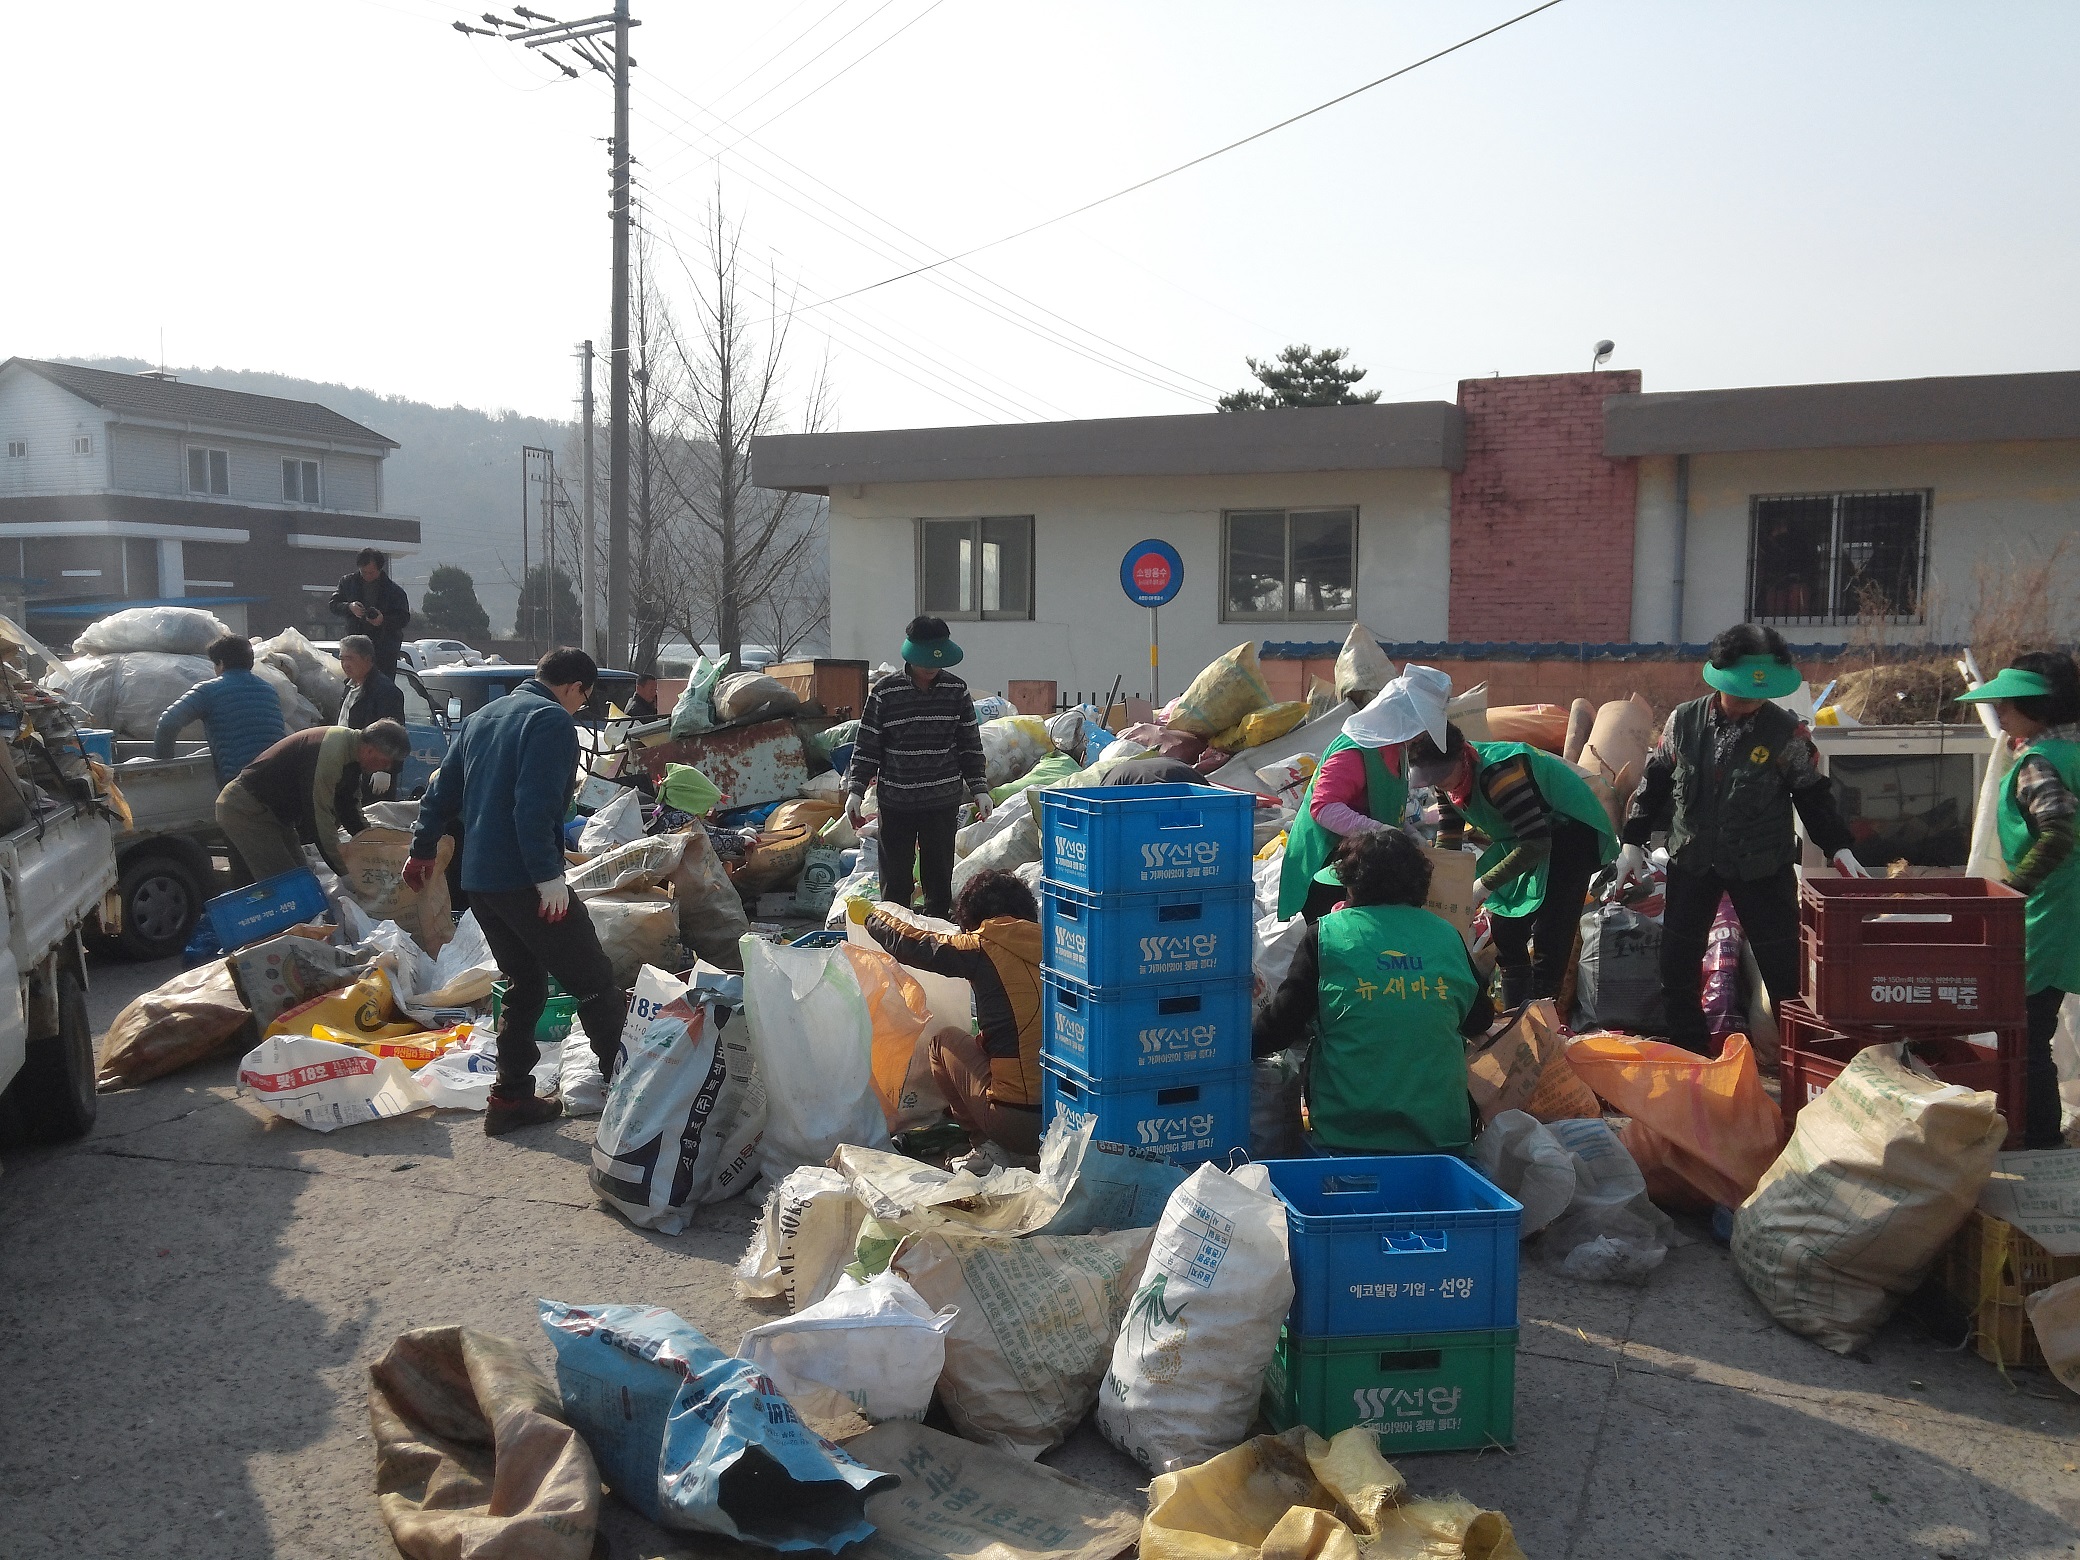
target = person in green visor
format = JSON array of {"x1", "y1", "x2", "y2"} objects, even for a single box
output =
[
  {"x1": 1405, "y1": 721, "x2": 1617, "y2": 1009},
  {"x1": 1253, "y1": 827, "x2": 1492, "y2": 1154},
  {"x1": 1614, "y1": 623, "x2": 1866, "y2": 1055},
  {"x1": 1958, "y1": 651, "x2": 2080, "y2": 1150},
  {"x1": 1277, "y1": 664, "x2": 1452, "y2": 922}
]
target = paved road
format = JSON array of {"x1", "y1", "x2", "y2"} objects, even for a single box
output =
[{"x1": 2, "y1": 956, "x2": 2078, "y2": 1556}]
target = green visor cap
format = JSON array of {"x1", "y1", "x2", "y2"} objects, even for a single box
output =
[
  {"x1": 901, "y1": 635, "x2": 963, "y2": 668},
  {"x1": 1702, "y1": 654, "x2": 1803, "y2": 699},
  {"x1": 1957, "y1": 667, "x2": 2053, "y2": 702}
]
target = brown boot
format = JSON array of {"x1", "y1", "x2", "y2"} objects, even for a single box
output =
[{"x1": 485, "y1": 1090, "x2": 563, "y2": 1136}]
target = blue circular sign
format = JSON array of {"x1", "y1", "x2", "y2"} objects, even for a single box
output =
[{"x1": 1121, "y1": 539, "x2": 1183, "y2": 607}]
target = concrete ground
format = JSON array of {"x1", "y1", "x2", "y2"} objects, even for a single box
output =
[{"x1": 3, "y1": 955, "x2": 2079, "y2": 1558}]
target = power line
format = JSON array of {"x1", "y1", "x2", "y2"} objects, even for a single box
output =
[
  {"x1": 724, "y1": 0, "x2": 949, "y2": 146},
  {"x1": 702, "y1": 0, "x2": 853, "y2": 116},
  {"x1": 794, "y1": 0, "x2": 1567, "y2": 313},
  {"x1": 713, "y1": 0, "x2": 908, "y2": 133}
]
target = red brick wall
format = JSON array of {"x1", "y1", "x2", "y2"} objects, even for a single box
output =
[{"x1": 1449, "y1": 372, "x2": 1642, "y2": 641}]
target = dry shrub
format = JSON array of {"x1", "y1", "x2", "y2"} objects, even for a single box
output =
[
  {"x1": 1830, "y1": 659, "x2": 1967, "y2": 724},
  {"x1": 1967, "y1": 534, "x2": 2076, "y2": 680}
]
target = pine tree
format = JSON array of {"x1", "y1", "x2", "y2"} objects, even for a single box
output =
[
  {"x1": 419, "y1": 564, "x2": 491, "y2": 639},
  {"x1": 1217, "y1": 345, "x2": 1381, "y2": 411},
  {"x1": 514, "y1": 565, "x2": 582, "y2": 644}
]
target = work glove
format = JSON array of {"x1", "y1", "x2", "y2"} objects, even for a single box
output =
[
  {"x1": 1469, "y1": 877, "x2": 1491, "y2": 908},
  {"x1": 536, "y1": 876, "x2": 571, "y2": 922},
  {"x1": 845, "y1": 793, "x2": 866, "y2": 829},
  {"x1": 402, "y1": 856, "x2": 436, "y2": 893},
  {"x1": 1609, "y1": 843, "x2": 1650, "y2": 898},
  {"x1": 844, "y1": 895, "x2": 874, "y2": 926},
  {"x1": 1832, "y1": 848, "x2": 1870, "y2": 879},
  {"x1": 972, "y1": 791, "x2": 995, "y2": 822}
]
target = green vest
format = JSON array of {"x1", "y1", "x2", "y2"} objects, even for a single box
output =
[
  {"x1": 1455, "y1": 740, "x2": 1618, "y2": 919},
  {"x1": 1277, "y1": 734, "x2": 1407, "y2": 919},
  {"x1": 1312, "y1": 902, "x2": 1478, "y2": 1153},
  {"x1": 1666, "y1": 697, "x2": 1800, "y2": 880},
  {"x1": 1998, "y1": 737, "x2": 2080, "y2": 995}
]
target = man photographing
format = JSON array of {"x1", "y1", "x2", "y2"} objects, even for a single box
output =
[
  {"x1": 330, "y1": 548, "x2": 411, "y2": 677},
  {"x1": 406, "y1": 647, "x2": 626, "y2": 1136}
]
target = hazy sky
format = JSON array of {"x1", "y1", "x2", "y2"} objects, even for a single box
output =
[{"x1": 8, "y1": 0, "x2": 2077, "y2": 432}]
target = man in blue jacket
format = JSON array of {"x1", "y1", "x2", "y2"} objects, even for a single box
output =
[
  {"x1": 154, "y1": 635, "x2": 287, "y2": 783},
  {"x1": 405, "y1": 647, "x2": 622, "y2": 1135}
]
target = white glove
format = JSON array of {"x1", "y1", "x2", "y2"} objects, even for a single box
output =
[
  {"x1": 972, "y1": 791, "x2": 994, "y2": 822},
  {"x1": 1832, "y1": 847, "x2": 1870, "y2": 879},
  {"x1": 1610, "y1": 843, "x2": 1650, "y2": 898},
  {"x1": 1469, "y1": 877, "x2": 1492, "y2": 908},
  {"x1": 845, "y1": 793, "x2": 865, "y2": 829},
  {"x1": 536, "y1": 876, "x2": 571, "y2": 922}
]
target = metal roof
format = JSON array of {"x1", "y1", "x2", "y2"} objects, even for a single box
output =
[
  {"x1": 752, "y1": 401, "x2": 1465, "y2": 493},
  {"x1": 5, "y1": 358, "x2": 399, "y2": 450}
]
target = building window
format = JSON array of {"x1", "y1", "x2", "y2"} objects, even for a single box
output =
[
  {"x1": 5, "y1": 441, "x2": 23, "y2": 458},
  {"x1": 282, "y1": 458, "x2": 320, "y2": 504},
  {"x1": 73, "y1": 434, "x2": 93, "y2": 455},
  {"x1": 187, "y1": 446, "x2": 230, "y2": 496},
  {"x1": 917, "y1": 516, "x2": 1034, "y2": 620},
  {"x1": 1223, "y1": 508, "x2": 1356, "y2": 620},
  {"x1": 1747, "y1": 490, "x2": 1930, "y2": 625}
]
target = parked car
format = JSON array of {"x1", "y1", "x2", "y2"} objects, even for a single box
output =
[
  {"x1": 416, "y1": 665, "x2": 641, "y2": 726},
  {"x1": 403, "y1": 639, "x2": 485, "y2": 671}
]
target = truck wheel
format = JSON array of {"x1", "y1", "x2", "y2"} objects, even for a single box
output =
[
  {"x1": 11, "y1": 971, "x2": 96, "y2": 1142},
  {"x1": 116, "y1": 852, "x2": 204, "y2": 962}
]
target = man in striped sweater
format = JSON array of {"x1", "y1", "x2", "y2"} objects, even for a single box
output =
[{"x1": 844, "y1": 616, "x2": 992, "y2": 919}]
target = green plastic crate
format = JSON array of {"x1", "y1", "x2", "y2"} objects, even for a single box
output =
[
  {"x1": 489, "y1": 978, "x2": 579, "y2": 1044},
  {"x1": 1261, "y1": 1326, "x2": 1517, "y2": 1454}
]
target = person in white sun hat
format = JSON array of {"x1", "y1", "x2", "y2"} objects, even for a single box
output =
[{"x1": 1276, "y1": 663, "x2": 1451, "y2": 922}]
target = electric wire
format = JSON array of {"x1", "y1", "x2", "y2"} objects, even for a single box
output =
[{"x1": 724, "y1": 0, "x2": 949, "y2": 146}]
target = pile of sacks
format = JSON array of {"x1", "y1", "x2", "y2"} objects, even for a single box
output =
[
  {"x1": 664, "y1": 652, "x2": 805, "y2": 738},
  {"x1": 60, "y1": 606, "x2": 344, "y2": 738}
]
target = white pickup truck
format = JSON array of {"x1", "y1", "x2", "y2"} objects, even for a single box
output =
[{"x1": 0, "y1": 799, "x2": 119, "y2": 1142}]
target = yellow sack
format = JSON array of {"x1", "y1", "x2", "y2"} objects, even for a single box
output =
[
  {"x1": 1170, "y1": 642, "x2": 1273, "y2": 738},
  {"x1": 317, "y1": 1022, "x2": 472, "y2": 1070},
  {"x1": 1212, "y1": 701, "x2": 1308, "y2": 753},
  {"x1": 266, "y1": 967, "x2": 404, "y2": 1040}
]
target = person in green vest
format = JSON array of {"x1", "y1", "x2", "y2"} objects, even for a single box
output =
[
  {"x1": 1404, "y1": 722, "x2": 1618, "y2": 1010},
  {"x1": 1276, "y1": 664, "x2": 1452, "y2": 922},
  {"x1": 1614, "y1": 623, "x2": 1867, "y2": 1054},
  {"x1": 1253, "y1": 827, "x2": 1493, "y2": 1154},
  {"x1": 1958, "y1": 651, "x2": 2080, "y2": 1150}
]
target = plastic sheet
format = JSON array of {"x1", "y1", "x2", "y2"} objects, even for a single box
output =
[
  {"x1": 63, "y1": 652, "x2": 215, "y2": 739},
  {"x1": 74, "y1": 604, "x2": 232, "y2": 657},
  {"x1": 738, "y1": 1270, "x2": 958, "y2": 1425}
]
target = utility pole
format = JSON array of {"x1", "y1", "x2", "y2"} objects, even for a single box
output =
[
  {"x1": 542, "y1": 449, "x2": 558, "y2": 646},
  {"x1": 457, "y1": 5, "x2": 639, "y2": 666},
  {"x1": 521, "y1": 446, "x2": 554, "y2": 650},
  {"x1": 578, "y1": 340, "x2": 597, "y2": 660}
]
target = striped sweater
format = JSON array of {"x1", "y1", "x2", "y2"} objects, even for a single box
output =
[{"x1": 847, "y1": 668, "x2": 987, "y2": 813}]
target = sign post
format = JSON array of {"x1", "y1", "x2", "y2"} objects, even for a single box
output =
[{"x1": 1120, "y1": 539, "x2": 1184, "y2": 707}]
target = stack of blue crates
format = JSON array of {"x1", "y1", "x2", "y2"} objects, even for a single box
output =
[
  {"x1": 1033, "y1": 784, "x2": 1256, "y2": 1166},
  {"x1": 1257, "y1": 1155, "x2": 1524, "y2": 1454}
]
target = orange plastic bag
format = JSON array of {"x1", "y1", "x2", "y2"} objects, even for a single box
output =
[
  {"x1": 1564, "y1": 1032, "x2": 1786, "y2": 1212},
  {"x1": 838, "y1": 943, "x2": 937, "y2": 1133},
  {"x1": 1483, "y1": 704, "x2": 1570, "y2": 754}
]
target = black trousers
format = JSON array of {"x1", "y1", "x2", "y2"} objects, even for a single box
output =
[
  {"x1": 2027, "y1": 986, "x2": 2069, "y2": 1150},
  {"x1": 1660, "y1": 861, "x2": 1800, "y2": 1055},
  {"x1": 879, "y1": 806, "x2": 961, "y2": 920},
  {"x1": 472, "y1": 886, "x2": 627, "y2": 1099},
  {"x1": 1488, "y1": 821, "x2": 1604, "y2": 1000}
]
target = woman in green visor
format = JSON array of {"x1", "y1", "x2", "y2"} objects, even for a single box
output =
[
  {"x1": 1276, "y1": 664, "x2": 1451, "y2": 922},
  {"x1": 1613, "y1": 623, "x2": 1865, "y2": 1055},
  {"x1": 1959, "y1": 652, "x2": 2080, "y2": 1150},
  {"x1": 1404, "y1": 721, "x2": 1617, "y2": 1009}
]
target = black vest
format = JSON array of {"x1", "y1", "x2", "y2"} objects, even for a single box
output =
[{"x1": 1666, "y1": 696, "x2": 1800, "y2": 879}]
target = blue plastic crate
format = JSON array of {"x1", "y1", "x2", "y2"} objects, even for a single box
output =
[
  {"x1": 1263, "y1": 1155, "x2": 1522, "y2": 1336},
  {"x1": 1040, "y1": 972, "x2": 1253, "y2": 1079},
  {"x1": 1037, "y1": 784, "x2": 1255, "y2": 896},
  {"x1": 205, "y1": 868, "x2": 329, "y2": 954},
  {"x1": 78, "y1": 728, "x2": 114, "y2": 765},
  {"x1": 1039, "y1": 881, "x2": 1252, "y2": 988},
  {"x1": 1041, "y1": 1057, "x2": 1249, "y2": 1167}
]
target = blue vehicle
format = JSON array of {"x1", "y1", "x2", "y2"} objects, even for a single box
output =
[{"x1": 399, "y1": 665, "x2": 642, "y2": 795}]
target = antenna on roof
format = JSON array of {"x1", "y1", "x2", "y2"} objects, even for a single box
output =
[{"x1": 138, "y1": 328, "x2": 179, "y2": 382}]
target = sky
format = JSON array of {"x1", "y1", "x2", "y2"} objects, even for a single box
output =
[{"x1": 6, "y1": 0, "x2": 2078, "y2": 432}]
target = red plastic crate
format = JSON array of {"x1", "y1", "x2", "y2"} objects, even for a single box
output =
[
  {"x1": 1798, "y1": 876, "x2": 2025, "y2": 1031},
  {"x1": 1776, "y1": 998, "x2": 2024, "y2": 1149}
]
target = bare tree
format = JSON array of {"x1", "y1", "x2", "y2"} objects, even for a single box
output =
[{"x1": 656, "y1": 201, "x2": 833, "y2": 669}]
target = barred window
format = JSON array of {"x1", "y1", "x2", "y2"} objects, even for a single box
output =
[{"x1": 1747, "y1": 490, "x2": 1929, "y2": 625}]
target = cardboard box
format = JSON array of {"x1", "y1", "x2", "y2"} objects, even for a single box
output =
[{"x1": 1426, "y1": 846, "x2": 1480, "y2": 946}]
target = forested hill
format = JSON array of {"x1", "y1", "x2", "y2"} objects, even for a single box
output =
[{"x1": 65, "y1": 357, "x2": 566, "y2": 630}]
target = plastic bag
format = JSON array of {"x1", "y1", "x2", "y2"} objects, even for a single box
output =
[
  {"x1": 893, "y1": 1223, "x2": 1156, "y2": 1459},
  {"x1": 669, "y1": 653, "x2": 729, "y2": 736},
  {"x1": 1168, "y1": 642, "x2": 1273, "y2": 739},
  {"x1": 252, "y1": 661, "x2": 322, "y2": 731},
  {"x1": 736, "y1": 1166, "x2": 870, "y2": 1310},
  {"x1": 1333, "y1": 623, "x2": 1395, "y2": 705},
  {"x1": 582, "y1": 889, "x2": 678, "y2": 986},
  {"x1": 1471, "y1": 1110, "x2": 1577, "y2": 1237},
  {"x1": 1096, "y1": 1163, "x2": 1294, "y2": 1472},
  {"x1": 714, "y1": 669, "x2": 801, "y2": 723},
  {"x1": 1212, "y1": 701, "x2": 1309, "y2": 754},
  {"x1": 75, "y1": 604, "x2": 232, "y2": 657},
  {"x1": 1702, "y1": 893, "x2": 1747, "y2": 1046},
  {"x1": 1734, "y1": 1045, "x2": 2004, "y2": 1354},
  {"x1": 660, "y1": 762, "x2": 722, "y2": 817},
  {"x1": 1251, "y1": 1050, "x2": 1307, "y2": 1159},
  {"x1": 566, "y1": 833, "x2": 687, "y2": 895},
  {"x1": 238, "y1": 1032, "x2": 432, "y2": 1130},
  {"x1": 1567, "y1": 1031, "x2": 1785, "y2": 1212},
  {"x1": 2027, "y1": 1277, "x2": 2080, "y2": 1395},
  {"x1": 538, "y1": 1302, "x2": 896, "y2": 1549},
  {"x1": 1484, "y1": 703, "x2": 1570, "y2": 753},
  {"x1": 1531, "y1": 1117, "x2": 1675, "y2": 1280},
  {"x1": 667, "y1": 824, "x2": 751, "y2": 970},
  {"x1": 63, "y1": 651, "x2": 216, "y2": 739},
  {"x1": 255, "y1": 626, "x2": 348, "y2": 719},
  {"x1": 369, "y1": 1325, "x2": 601, "y2": 1560},
  {"x1": 340, "y1": 829, "x2": 455, "y2": 950},
  {"x1": 1572, "y1": 900, "x2": 1665, "y2": 1034},
  {"x1": 1252, "y1": 913, "x2": 1307, "y2": 1012},
  {"x1": 979, "y1": 714, "x2": 1051, "y2": 789},
  {"x1": 264, "y1": 966, "x2": 413, "y2": 1039},
  {"x1": 577, "y1": 788, "x2": 644, "y2": 853},
  {"x1": 592, "y1": 991, "x2": 766, "y2": 1232},
  {"x1": 741, "y1": 938, "x2": 894, "y2": 1182},
  {"x1": 96, "y1": 959, "x2": 253, "y2": 1089},
  {"x1": 951, "y1": 792, "x2": 1042, "y2": 897},
  {"x1": 738, "y1": 1270, "x2": 958, "y2": 1425},
  {"x1": 227, "y1": 930, "x2": 370, "y2": 1033}
]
